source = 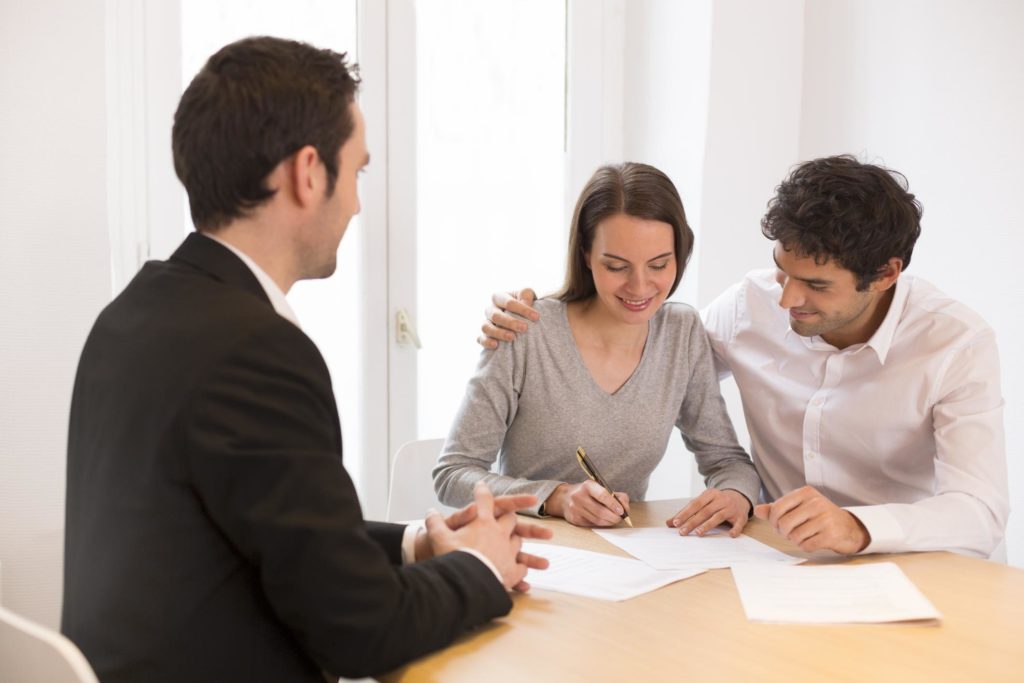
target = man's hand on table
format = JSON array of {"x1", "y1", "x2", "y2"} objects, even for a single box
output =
[{"x1": 754, "y1": 485, "x2": 870, "y2": 554}]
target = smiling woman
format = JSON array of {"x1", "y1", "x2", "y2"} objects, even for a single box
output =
[
  {"x1": 433, "y1": 162, "x2": 760, "y2": 534},
  {"x1": 582, "y1": 213, "x2": 677, "y2": 329}
]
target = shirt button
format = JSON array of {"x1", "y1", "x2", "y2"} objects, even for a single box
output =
[
  {"x1": 806, "y1": 451, "x2": 816, "y2": 460},
  {"x1": 812, "y1": 397, "x2": 825, "y2": 407}
]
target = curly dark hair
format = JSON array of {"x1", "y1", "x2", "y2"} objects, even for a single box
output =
[
  {"x1": 173, "y1": 36, "x2": 361, "y2": 230},
  {"x1": 761, "y1": 155, "x2": 922, "y2": 290}
]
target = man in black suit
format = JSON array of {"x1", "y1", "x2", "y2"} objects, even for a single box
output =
[{"x1": 62, "y1": 36, "x2": 550, "y2": 682}]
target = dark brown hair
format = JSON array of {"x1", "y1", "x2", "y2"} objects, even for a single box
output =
[
  {"x1": 556, "y1": 162, "x2": 693, "y2": 302},
  {"x1": 172, "y1": 36, "x2": 361, "y2": 230},
  {"x1": 761, "y1": 155, "x2": 922, "y2": 290}
]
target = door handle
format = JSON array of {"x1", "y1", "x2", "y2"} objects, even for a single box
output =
[{"x1": 396, "y1": 309, "x2": 422, "y2": 349}]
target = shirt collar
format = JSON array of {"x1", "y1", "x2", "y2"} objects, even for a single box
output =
[
  {"x1": 201, "y1": 233, "x2": 301, "y2": 329},
  {"x1": 783, "y1": 275, "x2": 911, "y2": 364},
  {"x1": 862, "y1": 274, "x2": 910, "y2": 364}
]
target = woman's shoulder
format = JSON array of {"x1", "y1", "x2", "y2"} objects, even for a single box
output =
[
  {"x1": 495, "y1": 297, "x2": 564, "y2": 356},
  {"x1": 648, "y1": 302, "x2": 711, "y2": 367},
  {"x1": 654, "y1": 300, "x2": 701, "y2": 330},
  {"x1": 530, "y1": 297, "x2": 568, "y2": 334},
  {"x1": 648, "y1": 302, "x2": 707, "y2": 353},
  {"x1": 533, "y1": 297, "x2": 565, "y2": 316}
]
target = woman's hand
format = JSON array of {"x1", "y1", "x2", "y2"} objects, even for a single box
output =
[
  {"x1": 665, "y1": 488, "x2": 751, "y2": 537},
  {"x1": 544, "y1": 481, "x2": 630, "y2": 527}
]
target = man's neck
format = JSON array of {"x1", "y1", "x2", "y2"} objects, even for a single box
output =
[
  {"x1": 202, "y1": 221, "x2": 296, "y2": 293},
  {"x1": 822, "y1": 286, "x2": 896, "y2": 349}
]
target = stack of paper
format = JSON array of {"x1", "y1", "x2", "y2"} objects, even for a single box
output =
[
  {"x1": 520, "y1": 542, "x2": 704, "y2": 601},
  {"x1": 730, "y1": 562, "x2": 942, "y2": 624},
  {"x1": 521, "y1": 528, "x2": 939, "y2": 622}
]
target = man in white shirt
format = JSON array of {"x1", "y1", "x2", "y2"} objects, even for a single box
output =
[{"x1": 482, "y1": 155, "x2": 1008, "y2": 558}]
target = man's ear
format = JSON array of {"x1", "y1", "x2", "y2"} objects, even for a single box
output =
[
  {"x1": 290, "y1": 145, "x2": 322, "y2": 208},
  {"x1": 872, "y1": 257, "x2": 904, "y2": 292}
]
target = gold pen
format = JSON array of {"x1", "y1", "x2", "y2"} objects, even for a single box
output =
[{"x1": 575, "y1": 447, "x2": 633, "y2": 527}]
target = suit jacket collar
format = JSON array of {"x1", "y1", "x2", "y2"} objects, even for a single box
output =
[{"x1": 170, "y1": 231, "x2": 273, "y2": 308}]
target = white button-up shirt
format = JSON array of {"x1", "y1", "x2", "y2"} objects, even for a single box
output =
[{"x1": 703, "y1": 269, "x2": 1008, "y2": 557}]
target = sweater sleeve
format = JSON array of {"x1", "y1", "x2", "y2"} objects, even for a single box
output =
[
  {"x1": 433, "y1": 331, "x2": 565, "y2": 515},
  {"x1": 676, "y1": 315, "x2": 762, "y2": 508}
]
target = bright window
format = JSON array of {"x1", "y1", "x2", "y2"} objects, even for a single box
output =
[{"x1": 413, "y1": 0, "x2": 569, "y2": 439}]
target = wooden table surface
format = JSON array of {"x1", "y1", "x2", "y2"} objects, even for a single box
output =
[{"x1": 382, "y1": 499, "x2": 1024, "y2": 682}]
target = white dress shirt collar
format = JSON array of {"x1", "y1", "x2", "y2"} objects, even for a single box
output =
[
  {"x1": 785, "y1": 273, "x2": 911, "y2": 365},
  {"x1": 862, "y1": 274, "x2": 910, "y2": 364},
  {"x1": 202, "y1": 233, "x2": 301, "y2": 329}
]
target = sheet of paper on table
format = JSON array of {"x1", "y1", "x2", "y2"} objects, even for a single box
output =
[
  {"x1": 594, "y1": 526, "x2": 803, "y2": 570},
  {"x1": 521, "y1": 542, "x2": 705, "y2": 601},
  {"x1": 731, "y1": 562, "x2": 943, "y2": 624}
]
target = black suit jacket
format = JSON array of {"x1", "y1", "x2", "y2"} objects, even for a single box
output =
[{"x1": 62, "y1": 233, "x2": 511, "y2": 682}]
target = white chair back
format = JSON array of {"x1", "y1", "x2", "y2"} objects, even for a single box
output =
[
  {"x1": 0, "y1": 606, "x2": 99, "y2": 683},
  {"x1": 386, "y1": 438, "x2": 457, "y2": 522}
]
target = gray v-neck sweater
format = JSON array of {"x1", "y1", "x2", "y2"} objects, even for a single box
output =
[{"x1": 434, "y1": 298, "x2": 760, "y2": 515}]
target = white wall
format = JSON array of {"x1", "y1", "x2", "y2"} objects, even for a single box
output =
[
  {"x1": 697, "y1": 0, "x2": 805, "y2": 303},
  {"x1": 0, "y1": 0, "x2": 111, "y2": 627},
  {"x1": 798, "y1": 0, "x2": 1024, "y2": 564}
]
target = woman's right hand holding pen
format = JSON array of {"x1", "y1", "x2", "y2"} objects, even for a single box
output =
[{"x1": 544, "y1": 481, "x2": 630, "y2": 527}]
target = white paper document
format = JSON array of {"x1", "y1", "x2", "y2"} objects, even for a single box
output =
[
  {"x1": 731, "y1": 562, "x2": 942, "y2": 624},
  {"x1": 594, "y1": 526, "x2": 803, "y2": 570},
  {"x1": 521, "y1": 542, "x2": 704, "y2": 601}
]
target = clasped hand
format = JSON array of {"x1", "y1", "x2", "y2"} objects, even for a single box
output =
[{"x1": 419, "y1": 482, "x2": 552, "y2": 591}]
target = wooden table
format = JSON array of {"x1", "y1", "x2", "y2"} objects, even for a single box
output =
[{"x1": 381, "y1": 499, "x2": 1024, "y2": 682}]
